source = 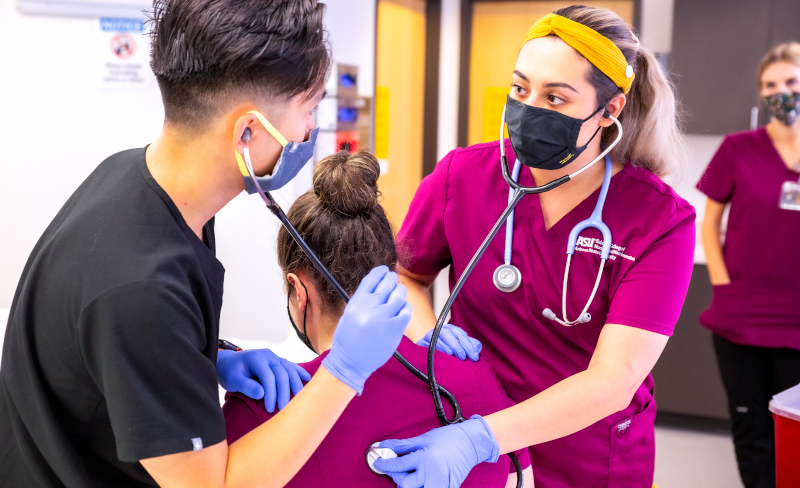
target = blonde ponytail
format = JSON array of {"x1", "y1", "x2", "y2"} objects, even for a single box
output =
[{"x1": 554, "y1": 6, "x2": 687, "y2": 178}]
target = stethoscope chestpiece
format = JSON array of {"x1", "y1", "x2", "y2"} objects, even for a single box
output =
[
  {"x1": 493, "y1": 264, "x2": 522, "y2": 293},
  {"x1": 366, "y1": 442, "x2": 397, "y2": 476}
]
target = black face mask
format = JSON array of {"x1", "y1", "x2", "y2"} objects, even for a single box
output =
[
  {"x1": 287, "y1": 280, "x2": 316, "y2": 354},
  {"x1": 505, "y1": 95, "x2": 605, "y2": 170}
]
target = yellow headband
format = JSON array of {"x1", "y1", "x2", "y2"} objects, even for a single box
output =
[{"x1": 525, "y1": 13, "x2": 634, "y2": 94}]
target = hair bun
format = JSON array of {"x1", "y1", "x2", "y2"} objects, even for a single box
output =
[{"x1": 313, "y1": 150, "x2": 381, "y2": 215}]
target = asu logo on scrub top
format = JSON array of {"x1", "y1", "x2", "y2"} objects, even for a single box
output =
[
  {"x1": 559, "y1": 153, "x2": 574, "y2": 165},
  {"x1": 575, "y1": 237, "x2": 637, "y2": 262}
]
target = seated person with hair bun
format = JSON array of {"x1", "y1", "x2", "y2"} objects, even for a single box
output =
[{"x1": 222, "y1": 150, "x2": 534, "y2": 487}]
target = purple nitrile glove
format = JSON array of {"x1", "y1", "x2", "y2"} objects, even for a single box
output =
[
  {"x1": 322, "y1": 266, "x2": 412, "y2": 395},
  {"x1": 374, "y1": 415, "x2": 500, "y2": 488},
  {"x1": 416, "y1": 323, "x2": 482, "y2": 361},
  {"x1": 216, "y1": 348, "x2": 311, "y2": 413}
]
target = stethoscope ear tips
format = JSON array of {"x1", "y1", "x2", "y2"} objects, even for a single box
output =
[{"x1": 542, "y1": 309, "x2": 591, "y2": 326}]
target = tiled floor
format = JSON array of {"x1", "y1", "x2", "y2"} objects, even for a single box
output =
[{"x1": 654, "y1": 426, "x2": 744, "y2": 488}]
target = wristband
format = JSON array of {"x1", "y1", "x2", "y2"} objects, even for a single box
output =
[{"x1": 218, "y1": 339, "x2": 242, "y2": 351}]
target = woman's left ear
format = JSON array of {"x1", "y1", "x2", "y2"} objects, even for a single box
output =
[
  {"x1": 287, "y1": 273, "x2": 307, "y2": 311},
  {"x1": 600, "y1": 93, "x2": 626, "y2": 127}
]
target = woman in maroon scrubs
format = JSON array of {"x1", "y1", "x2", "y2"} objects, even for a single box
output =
[
  {"x1": 377, "y1": 6, "x2": 694, "y2": 488},
  {"x1": 698, "y1": 42, "x2": 800, "y2": 488}
]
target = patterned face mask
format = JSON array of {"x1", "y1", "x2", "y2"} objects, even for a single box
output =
[{"x1": 764, "y1": 92, "x2": 800, "y2": 126}]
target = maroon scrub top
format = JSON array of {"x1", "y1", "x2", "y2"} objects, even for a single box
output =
[
  {"x1": 696, "y1": 127, "x2": 800, "y2": 349},
  {"x1": 223, "y1": 336, "x2": 531, "y2": 487},
  {"x1": 396, "y1": 140, "x2": 695, "y2": 488}
]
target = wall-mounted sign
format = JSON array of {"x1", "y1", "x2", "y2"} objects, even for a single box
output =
[{"x1": 99, "y1": 18, "x2": 153, "y2": 90}]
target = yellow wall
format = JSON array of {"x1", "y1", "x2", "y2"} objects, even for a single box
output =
[
  {"x1": 468, "y1": 1, "x2": 634, "y2": 146},
  {"x1": 376, "y1": 0, "x2": 426, "y2": 229}
]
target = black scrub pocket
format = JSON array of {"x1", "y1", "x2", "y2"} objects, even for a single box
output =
[{"x1": 607, "y1": 394, "x2": 657, "y2": 488}]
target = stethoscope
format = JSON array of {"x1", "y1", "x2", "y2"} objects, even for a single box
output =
[
  {"x1": 419, "y1": 105, "x2": 622, "y2": 425},
  {"x1": 240, "y1": 105, "x2": 621, "y2": 487},
  {"x1": 236, "y1": 127, "x2": 519, "y2": 482},
  {"x1": 494, "y1": 130, "x2": 615, "y2": 327}
]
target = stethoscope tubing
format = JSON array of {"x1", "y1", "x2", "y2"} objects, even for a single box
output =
[{"x1": 503, "y1": 159, "x2": 523, "y2": 264}]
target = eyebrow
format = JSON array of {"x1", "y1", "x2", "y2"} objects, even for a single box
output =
[
  {"x1": 544, "y1": 82, "x2": 579, "y2": 93},
  {"x1": 512, "y1": 70, "x2": 580, "y2": 94},
  {"x1": 513, "y1": 70, "x2": 529, "y2": 82}
]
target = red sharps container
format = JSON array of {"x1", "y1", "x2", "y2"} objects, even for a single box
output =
[{"x1": 769, "y1": 383, "x2": 800, "y2": 488}]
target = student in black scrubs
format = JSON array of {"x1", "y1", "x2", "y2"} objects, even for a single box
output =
[{"x1": 0, "y1": 1, "x2": 411, "y2": 487}]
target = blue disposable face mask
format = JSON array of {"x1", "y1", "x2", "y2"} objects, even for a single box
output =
[{"x1": 234, "y1": 110, "x2": 319, "y2": 193}]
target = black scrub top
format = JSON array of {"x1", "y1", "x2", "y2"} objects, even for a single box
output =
[{"x1": 0, "y1": 148, "x2": 226, "y2": 487}]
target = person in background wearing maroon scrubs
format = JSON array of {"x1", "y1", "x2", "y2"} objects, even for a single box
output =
[
  {"x1": 698, "y1": 42, "x2": 800, "y2": 488},
  {"x1": 222, "y1": 150, "x2": 534, "y2": 488}
]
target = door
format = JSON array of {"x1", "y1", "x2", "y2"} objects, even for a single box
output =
[{"x1": 376, "y1": 0, "x2": 428, "y2": 228}]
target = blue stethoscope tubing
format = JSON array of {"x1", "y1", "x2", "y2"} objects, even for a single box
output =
[
  {"x1": 505, "y1": 150, "x2": 614, "y2": 327},
  {"x1": 504, "y1": 153, "x2": 612, "y2": 266},
  {"x1": 490, "y1": 160, "x2": 524, "y2": 292},
  {"x1": 503, "y1": 159, "x2": 523, "y2": 265}
]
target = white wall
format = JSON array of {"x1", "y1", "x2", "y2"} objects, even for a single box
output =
[
  {"x1": 437, "y1": 0, "x2": 461, "y2": 161},
  {"x1": 0, "y1": 0, "x2": 377, "y2": 343},
  {"x1": 325, "y1": 0, "x2": 376, "y2": 99},
  {"x1": 0, "y1": 308, "x2": 8, "y2": 363},
  {"x1": 431, "y1": 0, "x2": 461, "y2": 317},
  {"x1": 639, "y1": 0, "x2": 674, "y2": 53},
  {"x1": 0, "y1": 1, "x2": 165, "y2": 309},
  {"x1": 664, "y1": 135, "x2": 725, "y2": 265}
]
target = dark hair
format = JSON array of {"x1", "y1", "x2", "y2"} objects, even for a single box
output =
[
  {"x1": 148, "y1": 0, "x2": 330, "y2": 127},
  {"x1": 550, "y1": 5, "x2": 686, "y2": 176},
  {"x1": 277, "y1": 150, "x2": 397, "y2": 312}
]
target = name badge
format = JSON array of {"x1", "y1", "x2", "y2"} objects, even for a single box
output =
[{"x1": 780, "y1": 180, "x2": 800, "y2": 211}]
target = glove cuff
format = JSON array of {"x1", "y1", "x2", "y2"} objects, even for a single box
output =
[
  {"x1": 465, "y1": 415, "x2": 501, "y2": 463},
  {"x1": 321, "y1": 355, "x2": 367, "y2": 396},
  {"x1": 216, "y1": 348, "x2": 236, "y2": 365}
]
